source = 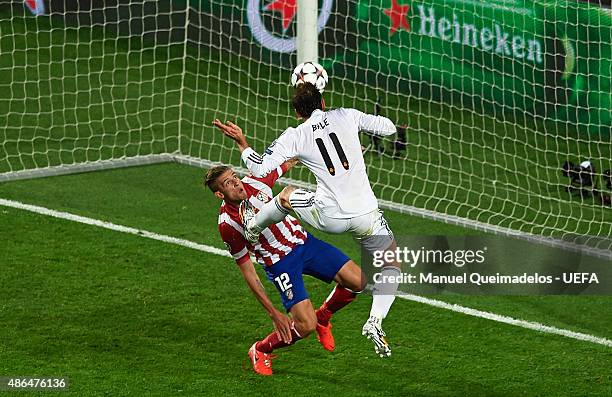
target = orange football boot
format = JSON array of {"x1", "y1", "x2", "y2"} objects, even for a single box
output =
[
  {"x1": 315, "y1": 321, "x2": 335, "y2": 352},
  {"x1": 248, "y1": 342, "x2": 275, "y2": 376}
]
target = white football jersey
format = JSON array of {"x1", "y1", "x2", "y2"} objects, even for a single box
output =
[{"x1": 241, "y1": 108, "x2": 396, "y2": 219}]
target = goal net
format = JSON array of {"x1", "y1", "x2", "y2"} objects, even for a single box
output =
[
  {"x1": 1, "y1": 0, "x2": 611, "y2": 254},
  {"x1": 0, "y1": 0, "x2": 185, "y2": 178}
]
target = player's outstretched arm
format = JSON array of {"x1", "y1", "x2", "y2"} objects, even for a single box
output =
[
  {"x1": 352, "y1": 109, "x2": 398, "y2": 137},
  {"x1": 213, "y1": 119, "x2": 291, "y2": 178},
  {"x1": 237, "y1": 258, "x2": 293, "y2": 343},
  {"x1": 241, "y1": 145, "x2": 290, "y2": 178}
]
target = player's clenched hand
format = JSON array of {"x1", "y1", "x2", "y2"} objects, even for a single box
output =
[
  {"x1": 270, "y1": 309, "x2": 293, "y2": 343},
  {"x1": 212, "y1": 119, "x2": 249, "y2": 150}
]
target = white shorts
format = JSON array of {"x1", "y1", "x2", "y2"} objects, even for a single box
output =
[{"x1": 288, "y1": 189, "x2": 395, "y2": 254}]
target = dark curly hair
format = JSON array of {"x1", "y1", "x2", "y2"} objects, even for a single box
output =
[{"x1": 292, "y1": 83, "x2": 323, "y2": 118}]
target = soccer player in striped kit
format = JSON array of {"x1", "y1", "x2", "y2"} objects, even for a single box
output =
[{"x1": 206, "y1": 162, "x2": 366, "y2": 375}]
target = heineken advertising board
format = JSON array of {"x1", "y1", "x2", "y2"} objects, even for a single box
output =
[
  {"x1": 190, "y1": 0, "x2": 612, "y2": 134},
  {"x1": 34, "y1": 0, "x2": 612, "y2": 133}
]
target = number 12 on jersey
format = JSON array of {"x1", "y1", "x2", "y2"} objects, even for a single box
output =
[{"x1": 274, "y1": 273, "x2": 293, "y2": 292}]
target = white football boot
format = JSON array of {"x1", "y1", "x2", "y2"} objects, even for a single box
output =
[
  {"x1": 239, "y1": 200, "x2": 263, "y2": 244},
  {"x1": 362, "y1": 315, "x2": 391, "y2": 358}
]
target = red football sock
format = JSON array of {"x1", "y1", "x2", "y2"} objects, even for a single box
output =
[
  {"x1": 316, "y1": 285, "x2": 357, "y2": 326},
  {"x1": 255, "y1": 325, "x2": 302, "y2": 353}
]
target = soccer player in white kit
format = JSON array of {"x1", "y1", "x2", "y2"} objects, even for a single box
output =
[{"x1": 213, "y1": 83, "x2": 402, "y2": 357}]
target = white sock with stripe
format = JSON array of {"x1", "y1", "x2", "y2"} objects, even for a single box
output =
[
  {"x1": 254, "y1": 196, "x2": 289, "y2": 229},
  {"x1": 369, "y1": 266, "x2": 401, "y2": 320}
]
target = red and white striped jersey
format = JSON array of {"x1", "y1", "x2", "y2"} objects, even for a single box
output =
[{"x1": 218, "y1": 166, "x2": 307, "y2": 266}]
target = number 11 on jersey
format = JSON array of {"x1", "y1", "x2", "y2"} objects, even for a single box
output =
[{"x1": 315, "y1": 132, "x2": 350, "y2": 176}]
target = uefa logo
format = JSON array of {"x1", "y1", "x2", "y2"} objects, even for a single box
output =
[{"x1": 246, "y1": 0, "x2": 334, "y2": 53}]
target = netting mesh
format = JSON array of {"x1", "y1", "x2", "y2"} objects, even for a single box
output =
[
  {"x1": 0, "y1": 1, "x2": 183, "y2": 173},
  {"x1": 1, "y1": 0, "x2": 611, "y2": 249}
]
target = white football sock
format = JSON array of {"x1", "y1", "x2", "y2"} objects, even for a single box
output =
[
  {"x1": 254, "y1": 196, "x2": 289, "y2": 229},
  {"x1": 369, "y1": 266, "x2": 401, "y2": 320}
]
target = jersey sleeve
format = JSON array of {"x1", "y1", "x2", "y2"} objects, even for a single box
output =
[
  {"x1": 241, "y1": 128, "x2": 298, "y2": 178},
  {"x1": 219, "y1": 223, "x2": 250, "y2": 265},
  {"x1": 346, "y1": 108, "x2": 397, "y2": 136}
]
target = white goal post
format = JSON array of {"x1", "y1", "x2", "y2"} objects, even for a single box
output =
[{"x1": 296, "y1": 0, "x2": 319, "y2": 64}]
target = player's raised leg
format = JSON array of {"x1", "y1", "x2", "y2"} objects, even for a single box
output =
[
  {"x1": 239, "y1": 186, "x2": 296, "y2": 243},
  {"x1": 250, "y1": 189, "x2": 399, "y2": 357}
]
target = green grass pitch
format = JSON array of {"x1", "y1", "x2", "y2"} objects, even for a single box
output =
[
  {"x1": 1, "y1": 163, "x2": 611, "y2": 395},
  {"x1": 0, "y1": 6, "x2": 611, "y2": 395}
]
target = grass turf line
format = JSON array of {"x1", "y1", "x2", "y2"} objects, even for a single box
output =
[
  {"x1": 1, "y1": 206, "x2": 611, "y2": 396},
  {"x1": 0, "y1": 163, "x2": 610, "y2": 394},
  {"x1": 2, "y1": 195, "x2": 611, "y2": 348},
  {"x1": 1, "y1": 161, "x2": 611, "y2": 341}
]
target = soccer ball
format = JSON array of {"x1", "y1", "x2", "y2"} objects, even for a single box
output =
[{"x1": 291, "y1": 61, "x2": 328, "y2": 93}]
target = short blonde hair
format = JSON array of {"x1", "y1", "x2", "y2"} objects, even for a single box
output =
[{"x1": 204, "y1": 165, "x2": 231, "y2": 192}]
